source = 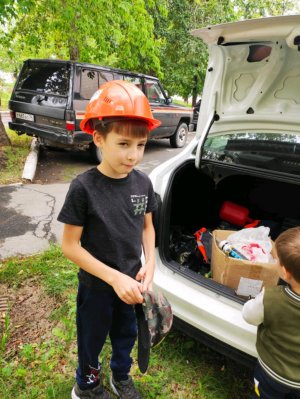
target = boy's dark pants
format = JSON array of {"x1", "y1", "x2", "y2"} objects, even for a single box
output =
[
  {"x1": 253, "y1": 363, "x2": 300, "y2": 399},
  {"x1": 76, "y1": 282, "x2": 137, "y2": 390}
]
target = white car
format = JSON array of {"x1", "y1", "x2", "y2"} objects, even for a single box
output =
[{"x1": 150, "y1": 15, "x2": 300, "y2": 365}]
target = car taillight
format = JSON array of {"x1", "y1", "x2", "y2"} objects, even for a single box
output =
[
  {"x1": 66, "y1": 109, "x2": 75, "y2": 131},
  {"x1": 66, "y1": 121, "x2": 75, "y2": 131}
]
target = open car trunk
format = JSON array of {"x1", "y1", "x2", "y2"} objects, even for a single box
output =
[{"x1": 161, "y1": 160, "x2": 300, "y2": 302}]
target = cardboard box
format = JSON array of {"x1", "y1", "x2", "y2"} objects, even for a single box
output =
[{"x1": 211, "y1": 230, "x2": 280, "y2": 296}]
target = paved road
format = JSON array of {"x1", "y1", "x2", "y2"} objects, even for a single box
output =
[
  {"x1": 0, "y1": 183, "x2": 67, "y2": 259},
  {"x1": 0, "y1": 133, "x2": 195, "y2": 259}
]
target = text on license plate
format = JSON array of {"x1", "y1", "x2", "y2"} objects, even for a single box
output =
[{"x1": 16, "y1": 112, "x2": 34, "y2": 122}]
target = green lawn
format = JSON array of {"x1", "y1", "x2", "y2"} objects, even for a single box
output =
[
  {"x1": 0, "y1": 129, "x2": 32, "y2": 185},
  {"x1": 0, "y1": 246, "x2": 252, "y2": 399},
  {"x1": 0, "y1": 81, "x2": 14, "y2": 111}
]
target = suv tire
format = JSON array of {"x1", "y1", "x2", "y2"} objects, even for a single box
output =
[{"x1": 170, "y1": 122, "x2": 188, "y2": 148}]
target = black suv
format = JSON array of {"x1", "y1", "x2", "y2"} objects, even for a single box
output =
[
  {"x1": 9, "y1": 59, "x2": 193, "y2": 160},
  {"x1": 192, "y1": 99, "x2": 201, "y2": 131}
]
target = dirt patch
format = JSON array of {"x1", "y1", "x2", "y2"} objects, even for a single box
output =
[
  {"x1": 34, "y1": 147, "x2": 95, "y2": 184},
  {"x1": 0, "y1": 280, "x2": 59, "y2": 358},
  {"x1": 0, "y1": 147, "x2": 7, "y2": 169}
]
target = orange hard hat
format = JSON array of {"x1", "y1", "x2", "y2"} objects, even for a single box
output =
[{"x1": 80, "y1": 80, "x2": 161, "y2": 134}]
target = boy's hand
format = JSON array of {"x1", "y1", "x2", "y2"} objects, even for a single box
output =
[
  {"x1": 136, "y1": 263, "x2": 154, "y2": 292},
  {"x1": 112, "y1": 272, "x2": 144, "y2": 304}
]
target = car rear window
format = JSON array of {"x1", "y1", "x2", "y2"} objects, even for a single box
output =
[
  {"x1": 16, "y1": 62, "x2": 70, "y2": 96},
  {"x1": 202, "y1": 132, "x2": 300, "y2": 176}
]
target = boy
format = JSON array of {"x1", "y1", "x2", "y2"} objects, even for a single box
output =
[
  {"x1": 242, "y1": 227, "x2": 300, "y2": 399},
  {"x1": 58, "y1": 80, "x2": 161, "y2": 399}
]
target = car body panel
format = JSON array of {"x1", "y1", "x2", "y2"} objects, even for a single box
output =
[
  {"x1": 192, "y1": 99, "x2": 201, "y2": 129},
  {"x1": 153, "y1": 252, "x2": 257, "y2": 357},
  {"x1": 191, "y1": 15, "x2": 300, "y2": 45},
  {"x1": 150, "y1": 15, "x2": 300, "y2": 363},
  {"x1": 191, "y1": 15, "x2": 300, "y2": 139},
  {"x1": 151, "y1": 104, "x2": 193, "y2": 138}
]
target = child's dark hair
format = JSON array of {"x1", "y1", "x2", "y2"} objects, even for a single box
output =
[
  {"x1": 94, "y1": 119, "x2": 149, "y2": 139},
  {"x1": 275, "y1": 227, "x2": 300, "y2": 283}
]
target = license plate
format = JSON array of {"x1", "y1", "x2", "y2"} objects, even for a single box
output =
[{"x1": 16, "y1": 112, "x2": 34, "y2": 122}]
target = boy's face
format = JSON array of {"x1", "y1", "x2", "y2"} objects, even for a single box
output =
[{"x1": 94, "y1": 131, "x2": 147, "y2": 178}]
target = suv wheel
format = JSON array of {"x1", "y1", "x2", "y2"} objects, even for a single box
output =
[
  {"x1": 89, "y1": 142, "x2": 102, "y2": 163},
  {"x1": 170, "y1": 122, "x2": 188, "y2": 148}
]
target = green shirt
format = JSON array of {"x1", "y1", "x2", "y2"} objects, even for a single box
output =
[{"x1": 257, "y1": 286, "x2": 300, "y2": 388}]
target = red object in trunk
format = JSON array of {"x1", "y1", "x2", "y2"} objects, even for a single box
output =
[{"x1": 219, "y1": 201, "x2": 253, "y2": 226}]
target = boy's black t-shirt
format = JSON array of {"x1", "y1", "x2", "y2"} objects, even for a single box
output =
[{"x1": 57, "y1": 167, "x2": 157, "y2": 290}]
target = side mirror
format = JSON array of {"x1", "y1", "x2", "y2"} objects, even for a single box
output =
[{"x1": 166, "y1": 97, "x2": 172, "y2": 105}]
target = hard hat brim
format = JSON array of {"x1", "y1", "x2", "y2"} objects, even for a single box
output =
[{"x1": 80, "y1": 115, "x2": 161, "y2": 135}]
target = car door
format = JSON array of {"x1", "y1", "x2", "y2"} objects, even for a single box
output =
[
  {"x1": 9, "y1": 60, "x2": 71, "y2": 135},
  {"x1": 73, "y1": 67, "x2": 116, "y2": 131},
  {"x1": 144, "y1": 78, "x2": 173, "y2": 138}
]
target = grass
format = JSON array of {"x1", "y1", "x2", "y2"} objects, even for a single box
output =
[
  {"x1": 172, "y1": 99, "x2": 193, "y2": 108},
  {"x1": 0, "y1": 81, "x2": 14, "y2": 111},
  {"x1": 0, "y1": 246, "x2": 253, "y2": 399},
  {"x1": 0, "y1": 129, "x2": 32, "y2": 185}
]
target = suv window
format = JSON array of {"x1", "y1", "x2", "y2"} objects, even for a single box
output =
[
  {"x1": 123, "y1": 75, "x2": 143, "y2": 91},
  {"x1": 80, "y1": 69, "x2": 119, "y2": 99},
  {"x1": 202, "y1": 132, "x2": 300, "y2": 176},
  {"x1": 145, "y1": 79, "x2": 165, "y2": 103},
  {"x1": 80, "y1": 69, "x2": 99, "y2": 99},
  {"x1": 16, "y1": 63, "x2": 70, "y2": 96},
  {"x1": 99, "y1": 71, "x2": 114, "y2": 85}
]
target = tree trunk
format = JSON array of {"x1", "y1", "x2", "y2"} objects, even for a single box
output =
[
  {"x1": 68, "y1": 21, "x2": 80, "y2": 61},
  {"x1": 69, "y1": 44, "x2": 80, "y2": 61},
  {"x1": 0, "y1": 115, "x2": 11, "y2": 146}
]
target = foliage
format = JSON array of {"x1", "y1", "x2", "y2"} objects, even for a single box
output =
[
  {"x1": 155, "y1": 0, "x2": 297, "y2": 104},
  {"x1": 0, "y1": 0, "x2": 167, "y2": 76},
  {"x1": 0, "y1": 245, "x2": 252, "y2": 398},
  {"x1": 154, "y1": 0, "x2": 208, "y2": 103},
  {"x1": 0, "y1": 80, "x2": 14, "y2": 109},
  {"x1": 233, "y1": 0, "x2": 297, "y2": 19},
  {"x1": 0, "y1": 0, "x2": 298, "y2": 105}
]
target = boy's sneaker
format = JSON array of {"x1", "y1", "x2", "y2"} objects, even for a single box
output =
[
  {"x1": 110, "y1": 375, "x2": 141, "y2": 399},
  {"x1": 71, "y1": 382, "x2": 112, "y2": 399}
]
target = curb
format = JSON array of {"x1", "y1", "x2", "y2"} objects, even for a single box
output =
[{"x1": 22, "y1": 138, "x2": 40, "y2": 182}]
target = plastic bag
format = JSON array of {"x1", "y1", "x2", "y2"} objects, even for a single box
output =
[{"x1": 227, "y1": 226, "x2": 275, "y2": 263}]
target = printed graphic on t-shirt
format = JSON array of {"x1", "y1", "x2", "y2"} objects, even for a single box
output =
[{"x1": 131, "y1": 195, "x2": 148, "y2": 215}]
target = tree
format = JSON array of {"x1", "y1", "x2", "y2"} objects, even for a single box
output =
[
  {"x1": 0, "y1": 0, "x2": 298, "y2": 107},
  {"x1": 153, "y1": 0, "x2": 296, "y2": 105},
  {"x1": 0, "y1": 0, "x2": 166, "y2": 76},
  {"x1": 233, "y1": 0, "x2": 296, "y2": 19},
  {"x1": 152, "y1": 0, "x2": 233, "y2": 105},
  {"x1": 0, "y1": 117, "x2": 11, "y2": 146},
  {"x1": 0, "y1": 0, "x2": 168, "y2": 145}
]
